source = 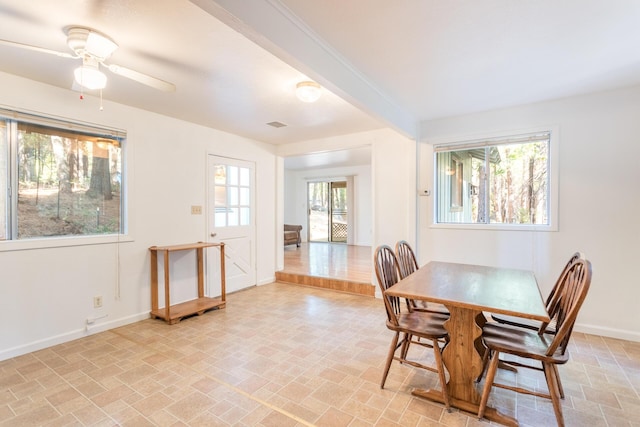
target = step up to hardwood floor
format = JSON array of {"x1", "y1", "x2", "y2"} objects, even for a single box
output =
[{"x1": 275, "y1": 271, "x2": 375, "y2": 297}]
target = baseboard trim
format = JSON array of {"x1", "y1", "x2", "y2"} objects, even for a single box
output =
[
  {"x1": 574, "y1": 322, "x2": 640, "y2": 343},
  {"x1": 0, "y1": 312, "x2": 150, "y2": 362}
]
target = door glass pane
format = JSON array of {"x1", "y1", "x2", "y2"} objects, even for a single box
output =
[
  {"x1": 214, "y1": 165, "x2": 226, "y2": 185},
  {"x1": 228, "y1": 186, "x2": 238, "y2": 205},
  {"x1": 308, "y1": 181, "x2": 329, "y2": 242},
  {"x1": 239, "y1": 187, "x2": 249, "y2": 205},
  {"x1": 239, "y1": 167, "x2": 249, "y2": 186},
  {"x1": 215, "y1": 186, "x2": 226, "y2": 207},
  {"x1": 331, "y1": 182, "x2": 347, "y2": 242},
  {"x1": 0, "y1": 120, "x2": 7, "y2": 240},
  {"x1": 240, "y1": 207, "x2": 249, "y2": 226},
  {"x1": 228, "y1": 166, "x2": 238, "y2": 185},
  {"x1": 228, "y1": 207, "x2": 239, "y2": 226},
  {"x1": 215, "y1": 208, "x2": 227, "y2": 227}
]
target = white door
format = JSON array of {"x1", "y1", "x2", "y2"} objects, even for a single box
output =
[{"x1": 207, "y1": 155, "x2": 256, "y2": 294}]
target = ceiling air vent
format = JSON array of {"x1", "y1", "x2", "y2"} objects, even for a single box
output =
[{"x1": 266, "y1": 121, "x2": 287, "y2": 128}]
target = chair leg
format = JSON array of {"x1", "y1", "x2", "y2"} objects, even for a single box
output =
[
  {"x1": 543, "y1": 362, "x2": 565, "y2": 427},
  {"x1": 381, "y1": 332, "x2": 400, "y2": 389},
  {"x1": 432, "y1": 339, "x2": 450, "y2": 411},
  {"x1": 401, "y1": 333, "x2": 411, "y2": 360},
  {"x1": 551, "y1": 364, "x2": 565, "y2": 399},
  {"x1": 476, "y1": 347, "x2": 491, "y2": 383},
  {"x1": 478, "y1": 349, "x2": 500, "y2": 420}
]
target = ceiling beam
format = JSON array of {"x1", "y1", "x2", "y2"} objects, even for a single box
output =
[{"x1": 189, "y1": 0, "x2": 417, "y2": 138}]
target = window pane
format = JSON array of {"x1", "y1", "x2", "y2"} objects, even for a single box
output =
[
  {"x1": 16, "y1": 123, "x2": 122, "y2": 238},
  {"x1": 489, "y1": 142, "x2": 548, "y2": 224},
  {"x1": 435, "y1": 133, "x2": 549, "y2": 225}
]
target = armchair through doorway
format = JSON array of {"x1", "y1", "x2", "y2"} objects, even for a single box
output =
[{"x1": 284, "y1": 224, "x2": 302, "y2": 247}]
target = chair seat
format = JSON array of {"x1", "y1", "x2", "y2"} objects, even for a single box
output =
[
  {"x1": 483, "y1": 323, "x2": 569, "y2": 365},
  {"x1": 392, "y1": 311, "x2": 448, "y2": 339},
  {"x1": 490, "y1": 313, "x2": 556, "y2": 334}
]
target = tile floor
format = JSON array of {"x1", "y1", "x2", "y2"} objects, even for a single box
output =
[{"x1": 1, "y1": 282, "x2": 640, "y2": 426}]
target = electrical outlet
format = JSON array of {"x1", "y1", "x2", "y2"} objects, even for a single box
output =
[
  {"x1": 93, "y1": 296, "x2": 103, "y2": 308},
  {"x1": 191, "y1": 205, "x2": 202, "y2": 215}
]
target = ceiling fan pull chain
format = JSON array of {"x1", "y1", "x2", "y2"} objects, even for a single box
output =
[
  {"x1": 78, "y1": 65, "x2": 85, "y2": 100},
  {"x1": 100, "y1": 89, "x2": 104, "y2": 111}
]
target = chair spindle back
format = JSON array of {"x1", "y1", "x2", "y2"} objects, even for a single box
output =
[
  {"x1": 374, "y1": 245, "x2": 403, "y2": 326},
  {"x1": 544, "y1": 258, "x2": 592, "y2": 356},
  {"x1": 395, "y1": 240, "x2": 419, "y2": 279}
]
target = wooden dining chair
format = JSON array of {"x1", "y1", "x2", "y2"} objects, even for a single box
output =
[
  {"x1": 491, "y1": 251, "x2": 584, "y2": 334},
  {"x1": 394, "y1": 240, "x2": 449, "y2": 316},
  {"x1": 374, "y1": 245, "x2": 450, "y2": 410},
  {"x1": 477, "y1": 257, "x2": 592, "y2": 427}
]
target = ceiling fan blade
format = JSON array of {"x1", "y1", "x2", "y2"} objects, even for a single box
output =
[
  {"x1": 106, "y1": 63, "x2": 175, "y2": 92},
  {"x1": 0, "y1": 38, "x2": 76, "y2": 58}
]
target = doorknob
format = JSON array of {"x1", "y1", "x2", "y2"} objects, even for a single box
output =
[{"x1": 210, "y1": 232, "x2": 217, "y2": 237}]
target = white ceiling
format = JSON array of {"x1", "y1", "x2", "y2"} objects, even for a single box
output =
[
  {"x1": 0, "y1": 0, "x2": 382, "y2": 146},
  {"x1": 1, "y1": 0, "x2": 640, "y2": 153}
]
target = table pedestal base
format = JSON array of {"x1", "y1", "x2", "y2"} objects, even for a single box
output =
[{"x1": 411, "y1": 388, "x2": 518, "y2": 427}]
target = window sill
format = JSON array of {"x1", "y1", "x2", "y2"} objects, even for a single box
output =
[
  {"x1": 0, "y1": 234, "x2": 133, "y2": 252},
  {"x1": 430, "y1": 223, "x2": 558, "y2": 232}
]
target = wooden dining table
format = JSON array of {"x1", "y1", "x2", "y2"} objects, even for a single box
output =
[{"x1": 384, "y1": 261, "x2": 550, "y2": 426}]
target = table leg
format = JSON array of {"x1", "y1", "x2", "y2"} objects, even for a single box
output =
[
  {"x1": 442, "y1": 306, "x2": 484, "y2": 403},
  {"x1": 411, "y1": 305, "x2": 518, "y2": 426}
]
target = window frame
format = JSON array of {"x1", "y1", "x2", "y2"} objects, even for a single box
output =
[
  {"x1": 429, "y1": 126, "x2": 559, "y2": 232},
  {"x1": 0, "y1": 107, "x2": 131, "y2": 251}
]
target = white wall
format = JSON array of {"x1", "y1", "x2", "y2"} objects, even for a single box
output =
[
  {"x1": 0, "y1": 72, "x2": 277, "y2": 360},
  {"x1": 419, "y1": 84, "x2": 640, "y2": 342},
  {"x1": 284, "y1": 164, "x2": 372, "y2": 246}
]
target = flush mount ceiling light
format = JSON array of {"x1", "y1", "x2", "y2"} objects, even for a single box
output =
[
  {"x1": 74, "y1": 57, "x2": 107, "y2": 90},
  {"x1": 296, "y1": 81, "x2": 322, "y2": 102}
]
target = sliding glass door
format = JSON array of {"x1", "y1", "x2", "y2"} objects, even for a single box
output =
[{"x1": 307, "y1": 181, "x2": 347, "y2": 243}]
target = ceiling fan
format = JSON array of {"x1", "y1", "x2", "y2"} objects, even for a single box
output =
[{"x1": 0, "y1": 26, "x2": 175, "y2": 92}]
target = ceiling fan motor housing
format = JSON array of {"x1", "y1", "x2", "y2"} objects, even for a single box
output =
[{"x1": 66, "y1": 27, "x2": 118, "y2": 60}]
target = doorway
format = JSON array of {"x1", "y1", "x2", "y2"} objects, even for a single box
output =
[{"x1": 307, "y1": 181, "x2": 347, "y2": 243}]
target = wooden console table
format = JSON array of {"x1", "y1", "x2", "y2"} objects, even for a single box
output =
[{"x1": 149, "y1": 242, "x2": 225, "y2": 324}]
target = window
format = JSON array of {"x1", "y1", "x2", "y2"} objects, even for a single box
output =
[
  {"x1": 434, "y1": 131, "x2": 552, "y2": 227},
  {"x1": 0, "y1": 109, "x2": 125, "y2": 241},
  {"x1": 213, "y1": 164, "x2": 251, "y2": 227}
]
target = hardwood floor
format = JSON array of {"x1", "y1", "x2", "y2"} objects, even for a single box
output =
[{"x1": 276, "y1": 242, "x2": 374, "y2": 296}]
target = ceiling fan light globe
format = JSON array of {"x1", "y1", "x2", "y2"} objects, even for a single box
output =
[
  {"x1": 296, "y1": 81, "x2": 322, "y2": 103},
  {"x1": 74, "y1": 64, "x2": 107, "y2": 90}
]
